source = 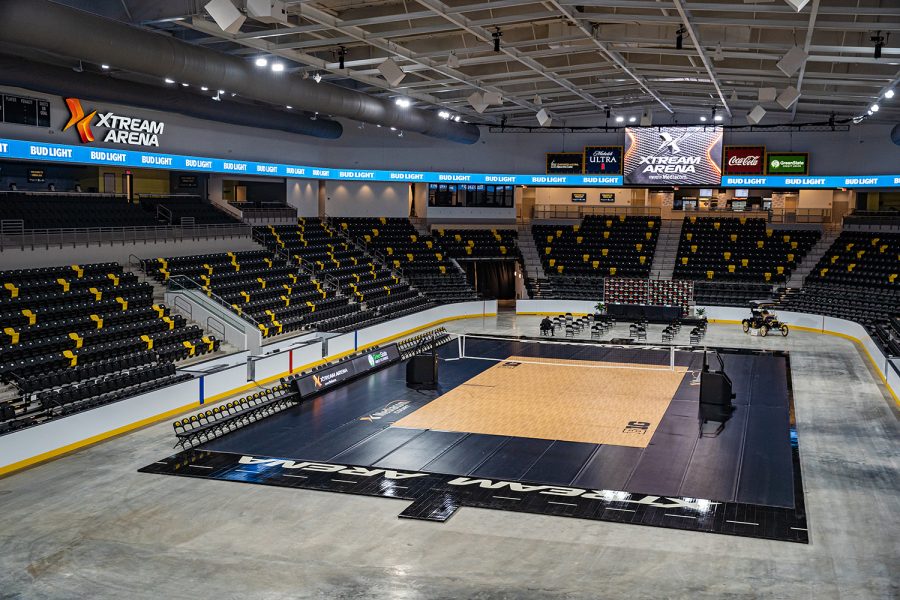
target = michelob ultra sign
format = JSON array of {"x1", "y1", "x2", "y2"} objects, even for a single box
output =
[
  {"x1": 766, "y1": 152, "x2": 809, "y2": 175},
  {"x1": 583, "y1": 146, "x2": 623, "y2": 175}
]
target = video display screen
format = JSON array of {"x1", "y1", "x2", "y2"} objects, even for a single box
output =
[{"x1": 624, "y1": 126, "x2": 723, "y2": 186}]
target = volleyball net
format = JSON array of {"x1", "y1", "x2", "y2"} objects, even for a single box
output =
[{"x1": 444, "y1": 333, "x2": 682, "y2": 372}]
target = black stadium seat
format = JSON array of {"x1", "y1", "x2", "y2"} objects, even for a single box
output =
[{"x1": 0, "y1": 262, "x2": 219, "y2": 435}]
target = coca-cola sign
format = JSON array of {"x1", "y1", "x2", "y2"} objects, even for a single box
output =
[{"x1": 723, "y1": 146, "x2": 766, "y2": 175}]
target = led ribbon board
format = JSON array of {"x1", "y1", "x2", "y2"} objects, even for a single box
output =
[{"x1": 0, "y1": 137, "x2": 898, "y2": 188}]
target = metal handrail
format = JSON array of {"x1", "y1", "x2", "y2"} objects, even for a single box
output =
[
  {"x1": 137, "y1": 194, "x2": 202, "y2": 200},
  {"x1": 167, "y1": 274, "x2": 261, "y2": 329},
  {"x1": 240, "y1": 207, "x2": 297, "y2": 221},
  {"x1": 533, "y1": 206, "x2": 661, "y2": 219},
  {"x1": 0, "y1": 190, "x2": 126, "y2": 198},
  {"x1": 0, "y1": 223, "x2": 253, "y2": 251}
]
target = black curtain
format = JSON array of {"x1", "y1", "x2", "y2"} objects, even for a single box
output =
[{"x1": 463, "y1": 260, "x2": 516, "y2": 299}]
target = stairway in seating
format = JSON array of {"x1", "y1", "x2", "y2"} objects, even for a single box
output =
[
  {"x1": 649, "y1": 219, "x2": 683, "y2": 280},
  {"x1": 785, "y1": 227, "x2": 838, "y2": 289},
  {"x1": 517, "y1": 221, "x2": 545, "y2": 281}
]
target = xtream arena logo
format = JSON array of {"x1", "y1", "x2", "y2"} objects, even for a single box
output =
[{"x1": 63, "y1": 98, "x2": 166, "y2": 147}]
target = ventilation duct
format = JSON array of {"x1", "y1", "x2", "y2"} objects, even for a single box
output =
[
  {"x1": 0, "y1": 56, "x2": 343, "y2": 139},
  {"x1": 0, "y1": 0, "x2": 480, "y2": 144}
]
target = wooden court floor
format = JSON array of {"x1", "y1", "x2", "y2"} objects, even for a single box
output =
[{"x1": 393, "y1": 356, "x2": 688, "y2": 448}]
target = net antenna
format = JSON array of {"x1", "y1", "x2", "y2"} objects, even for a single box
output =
[{"x1": 440, "y1": 332, "x2": 464, "y2": 361}]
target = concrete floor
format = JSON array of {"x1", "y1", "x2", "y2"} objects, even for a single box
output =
[{"x1": 1, "y1": 310, "x2": 898, "y2": 599}]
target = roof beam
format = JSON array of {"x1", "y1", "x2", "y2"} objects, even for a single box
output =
[
  {"x1": 411, "y1": 0, "x2": 611, "y2": 117},
  {"x1": 287, "y1": 2, "x2": 546, "y2": 117},
  {"x1": 562, "y1": 0, "x2": 900, "y2": 16},
  {"x1": 670, "y1": 0, "x2": 731, "y2": 117},
  {"x1": 546, "y1": 0, "x2": 674, "y2": 113},
  {"x1": 180, "y1": 17, "x2": 496, "y2": 123},
  {"x1": 791, "y1": 0, "x2": 820, "y2": 120},
  {"x1": 571, "y1": 11, "x2": 900, "y2": 32}
]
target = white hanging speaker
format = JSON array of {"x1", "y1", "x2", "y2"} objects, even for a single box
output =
[
  {"x1": 776, "y1": 46, "x2": 808, "y2": 77},
  {"x1": 747, "y1": 105, "x2": 766, "y2": 125},
  {"x1": 204, "y1": 0, "x2": 246, "y2": 34},
  {"x1": 378, "y1": 58, "x2": 406, "y2": 86},
  {"x1": 483, "y1": 91, "x2": 503, "y2": 106},
  {"x1": 536, "y1": 108, "x2": 551, "y2": 127},
  {"x1": 776, "y1": 86, "x2": 801, "y2": 109},
  {"x1": 640, "y1": 110, "x2": 652, "y2": 126},
  {"x1": 246, "y1": 0, "x2": 288, "y2": 25},
  {"x1": 758, "y1": 87, "x2": 777, "y2": 102},
  {"x1": 468, "y1": 92, "x2": 488, "y2": 114},
  {"x1": 783, "y1": 0, "x2": 810, "y2": 13}
]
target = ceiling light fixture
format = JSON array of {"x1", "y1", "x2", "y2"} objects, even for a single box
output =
[
  {"x1": 164, "y1": 78, "x2": 175, "y2": 84},
  {"x1": 871, "y1": 103, "x2": 880, "y2": 112},
  {"x1": 438, "y1": 110, "x2": 450, "y2": 119},
  {"x1": 615, "y1": 115, "x2": 624, "y2": 123},
  {"x1": 255, "y1": 57, "x2": 268, "y2": 67},
  {"x1": 271, "y1": 62, "x2": 284, "y2": 72},
  {"x1": 313, "y1": 72, "x2": 322, "y2": 83},
  {"x1": 454, "y1": 116, "x2": 461, "y2": 122},
  {"x1": 713, "y1": 43, "x2": 723, "y2": 61},
  {"x1": 395, "y1": 98, "x2": 411, "y2": 108},
  {"x1": 628, "y1": 116, "x2": 637, "y2": 123},
  {"x1": 700, "y1": 115, "x2": 707, "y2": 122},
  {"x1": 286, "y1": 105, "x2": 292, "y2": 109},
  {"x1": 101, "y1": 64, "x2": 110, "y2": 70},
  {"x1": 181, "y1": 82, "x2": 189, "y2": 87},
  {"x1": 884, "y1": 89, "x2": 895, "y2": 99},
  {"x1": 201, "y1": 86, "x2": 209, "y2": 91}
]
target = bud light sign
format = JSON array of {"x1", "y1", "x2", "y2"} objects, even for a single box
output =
[
  {"x1": 583, "y1": 146, "x2": 623, "y2": 175},
  {"x1": 723, "y1": 146, "x2": 766, "y2": 175}
]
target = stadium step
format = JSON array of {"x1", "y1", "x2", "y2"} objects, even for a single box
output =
[
  {"x1": 125, "y1": 264, "x2": 167, "y2": 304},
  {"x1": 786, "y1": 228, "x2": 838, "y2": 288},
  {"x1": 517, "y1": 223, "x2": 545, "y2": 283},
  {"x1": 649, "y1": 219, "x2": 684, "y2": 280}
]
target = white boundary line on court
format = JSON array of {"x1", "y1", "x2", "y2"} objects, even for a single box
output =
[{"x1": 461, "y1": 355, "x2": 677, "y2": 372}]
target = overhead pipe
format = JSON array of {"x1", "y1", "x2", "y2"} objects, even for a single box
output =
[
  {"x1": 0, "y1": 0, "x2": 480, "y2": 144},
  {"x1": 0, "y1": 56, "x2": 344, "y2": 139}
]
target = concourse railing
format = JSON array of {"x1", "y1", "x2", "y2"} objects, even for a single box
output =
[
  {"x1": 533, "y1": 205, "x2": 661, "y2": 220},
  {"x1": 0, "y1": 222, "x2": 253, "y2": 251}
]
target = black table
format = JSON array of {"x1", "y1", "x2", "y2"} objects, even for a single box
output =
[{"x1": 607, "y1": 303, "x2": 682, "y2": 322}]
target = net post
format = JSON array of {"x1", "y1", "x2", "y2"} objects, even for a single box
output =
[
  {"x1": 670, "y1": 345, "x2": 676, "y2": 371},
  {"x1": 458, "y1": 333, "x2": 465, "y2": 359}
]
